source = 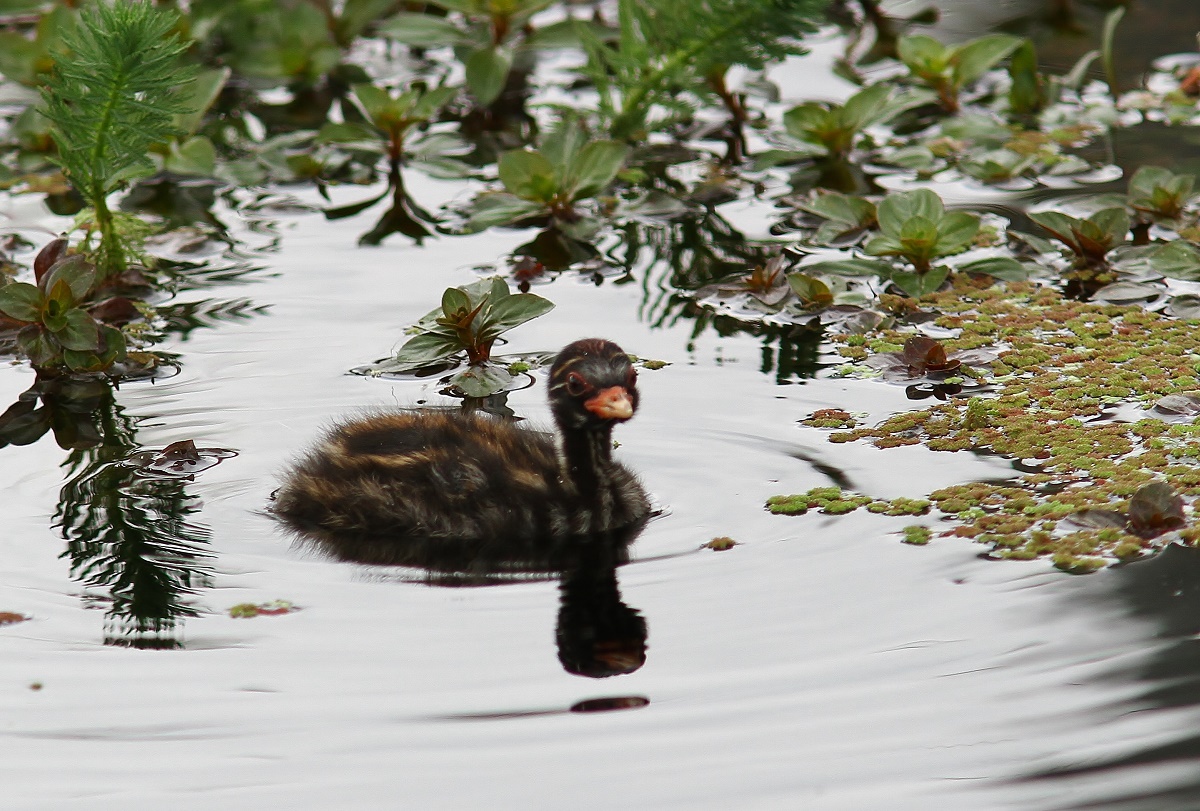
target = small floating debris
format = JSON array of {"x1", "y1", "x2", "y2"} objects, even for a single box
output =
[
  {"x1": 127, "y1": 439, "x2": 237, "y2": 477},
  {"x1": 0, "y1": 611, "x2": 31, "y2": 626},
  {"x1": 229, "y1": 600, "x2": 300, "y2": 619},
  {"x1": 703, "y1": 536, "x2": 738, "y2": 551}
]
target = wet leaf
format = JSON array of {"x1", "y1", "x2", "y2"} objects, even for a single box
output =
[
  {"x1": 1166, "y1": 294, "x2": 1200, "y2": 319},
  {"x1": 389, "y1": 332, "x2": 462, "y2": 370},
  {"x1": 1090, "y1": 281, "x2": 1161, "y2": 303},
  {"x1": 1127, "y1": 482, "x2": 1185, "y2": 538},
  {"x1": 889, "y1": 265, "x2": 949, "y2": 298},
  {"x1": 38, "y1": 254, "x2": 94, "y2": 302},
  {"x1": 1147, "y1": 241, "x2": 1200, "y2": 281},
  {"x1": 465, "y1": 46, "x2": 511, "y2": 107},
  {"x1": 54, "y1": 308, "x2": 101, "y2": 351},
  {"x1": 478, "y1": 291, "x2": 555, "y2": 338},
  {"x1": 787, "y1": 273, "x2": 833, "y2": 308},
  {"x1": 952, "y1": 34, "x2": 1022, "y2": 86},
  {"x1": 877, "y1": 189, "x2": 944, "y2": 238},
  {"x1": 449, "y1": 363, "x2": 515, "y2": 398},
  {"x1": 0, "y1": 282, "x2": 42, "y2": 323},
  {"x1": 378, "y1": 12, "x2": 468, "y2": 47},
  {"x1": 33, "y1": 237, "x2": 67, "y2": 284},
  {"x1": 498, "y1": 150, "x2": 557, "y2": 203},
  {"x1": 1068, "y1": 509, "x2": 1129, "y2": 531},
  {"x1": 958, "y1": 256, "x2": 1028, "y2": 280},
  {"x1": 1153, "y1": 393, "x2": 1200, "y2": 416},
  {"x1": 465, "y1": 193, "x2": 546, "y2": 231},
  {"x1": 566, "y1": 140, "x2": 629, "y2": 199},
  {"x1": 799, "y1": 258, "x2": 893, "y2": 278}
]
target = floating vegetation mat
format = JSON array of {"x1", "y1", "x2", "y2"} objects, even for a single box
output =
[{"x1": 771, "y1": 276, "x2": 1200, "y2": 572}]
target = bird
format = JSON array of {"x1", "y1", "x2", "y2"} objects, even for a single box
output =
[{"x1": 271, "y1": 338, "x2": 651, "y2": 571}]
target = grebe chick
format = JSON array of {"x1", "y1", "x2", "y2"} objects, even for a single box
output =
[{"x1": 272, "y1": 339, "x2": 650, "y2": 569}]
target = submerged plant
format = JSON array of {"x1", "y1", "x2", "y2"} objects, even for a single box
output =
[
  {"x1": 41, "y1": 2, "x2": 197, "y2": 278},
  {"x1": 355, "y1": 277, "x2": 554, "y2": 397}
]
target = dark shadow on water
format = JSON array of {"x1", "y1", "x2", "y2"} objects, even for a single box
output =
[{"x1": 1016, "y1": 544, "x2": 1200, "y2": 809}]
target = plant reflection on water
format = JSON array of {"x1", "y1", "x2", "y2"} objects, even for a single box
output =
[{"x1": 0, "y1": 374, "x2": 230, "y2": 649}]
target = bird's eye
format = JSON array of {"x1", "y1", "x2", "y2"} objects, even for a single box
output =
[{"x1": 565, "y1": 371, "x2": 588, "y2": 396}]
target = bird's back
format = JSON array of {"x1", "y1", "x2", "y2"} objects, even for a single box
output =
[{"x1": 272, "y1": 409, "x2": 647, "y2": 569}]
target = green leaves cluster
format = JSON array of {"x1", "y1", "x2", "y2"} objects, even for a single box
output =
[
  {"x1": 467, "y1": 119, "x2": 629, "y2": 231},
  {"x1": 800, "y1": 188, "x2": 1025, "y2": 298},
  {"x1": 381, "y1": 0, "x2": 557, "y2": 107},
  {"x1": 0, "y1": 241, "x2": 125, "y2": 373},
  {"x1": 577, "y1": 0, "x2": 825, "y2": 141},
  {"x1": 897, "y1": 33, "x2": 1023, "y2": 113},
  {"x1": 1029, "y1": 208, "x2": 1130, "y2": 269},
  {"x1": 762, "y1": 84, "x2": 934, "y2": 164},
  {"x1": 357, "y1": 277, "x2": 554, "y2": 397},
  {"x1": 41, "y1": 1, "x2": 196, "y2": 277}
]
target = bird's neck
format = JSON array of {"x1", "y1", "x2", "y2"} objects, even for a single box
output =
[{"x1": 560, "y1": 425, "x2": 614, "y2": 491}]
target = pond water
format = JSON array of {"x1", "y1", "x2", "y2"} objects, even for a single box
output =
[{"x1": 5, "y1": 3, "x2": 1200, "y2": 810}]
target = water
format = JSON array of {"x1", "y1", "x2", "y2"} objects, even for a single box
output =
[{"x1": 6, "y1": 4, "x2": 1200, "y2": 808}]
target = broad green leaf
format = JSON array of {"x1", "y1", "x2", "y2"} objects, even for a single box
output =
[
  {"x1": 839, "y1": 84, "x2": 891, "y2": 131},
  {"x1": 957, "y1": 256, "x2": 1028, "y2": 280},
  {"x1": 897, "y1": 35, "x2": 947, "y2": 73},
  {"x1": 391, "y1": 332, "x2": 463, "y2": 369},
  {"x1": 797, "y1": 259, "x2": 894, "y2": 278},
  {"x1": 540, "y1": 118, "x2": 589, "y2": 177},
  {"x1": 497, "y1": 150, "x2": 557, "y2": 202},
  {"x1": 1028, "y1": 210, "x2": 1082, "y2": 251},
  {"x1": 17, "y1": 324, "x2": 58, "y2": 367},
  {"x1": 890, "y1": 265, "x2": 949, "y2": 298},
  {"x1": 1083, "y1": 207, "x2": 1129, "y2": 245},
  {"x1": 465, "y1": 46, "x2": 511, "y2": 106},
  {"x1": 1148, "y1": 241, "x2": 1200, "y2": 281},
  {"x1": 465, "y1": 192, "x2": 546, "y2": 232},
  {"x1": 863, "y1": 234, "x2": 906, "y2": 257},
  {"x1": 480, "y1": 291, "x2": 554, "y2": 337},
  {"x1": 798, "y1": 191, "x2": 876, "y2": 227},
  {"x1": 352, "y1": 83, "x2": 395, "y2": 124},
  {"x1": 0, "y1": 282, "x2": 42, "y2": 322},
  {"x1": 899, "y1": 216, "x2": 939, "y2": 247},
  {"x1": 877, "y1": 189, "x2": 945, "y2": 237},
  {"x1": 441, "y1": 287, "x2": 472, "y2": 317},
  {"x1": 55, "y1": 308, "x2": 100, "y2": 351},
  {"x1": 449, "y1": 364, "x2": 515, "y2": 398},
  {"x1": 787, "y1": 273, "x2": 833, "y2": 307},
  {"x1": 165, "y1": 136, "x2": 216, "y2": 177},
  {"x1": 565, "y1": 140, "x2": 629, "y2": 199},
  {"x1": 174, "y1": 67, "x2": 230, "y2": 136},
  {"x1": 951, "y1": 34, "x2": 1022, "y2": 86},
  {"x1": 39, "y1": 253, "x2": 94, "y2": 301},
  {"x1": 783, "y1": 103, "x2": 835, "y2": 147},
  {"x1": 378, "y1": 12, "x2": 468, "y2": 47},
  {"x1": 934, "y1": 211, "x2": 981, "y2": 254}
]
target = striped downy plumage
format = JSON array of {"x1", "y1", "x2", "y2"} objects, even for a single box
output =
[{"x1": 271, "y1": 339, "x2": 651, "y2": 571}]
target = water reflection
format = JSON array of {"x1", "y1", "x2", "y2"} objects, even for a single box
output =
[
  {"x1": 0, "y1": 374, "x2": 225, "y2": 649},
  {"x1": 290, "y1": 515, "x2": 650, "y2": 679},
  {"x1": 1023, "y1": 544, "x2": 1200, "y2": 808}
]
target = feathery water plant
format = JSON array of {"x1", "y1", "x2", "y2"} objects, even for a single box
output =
[{"x1": 40, "y1": 2, "x2": 197, "y2": 278}]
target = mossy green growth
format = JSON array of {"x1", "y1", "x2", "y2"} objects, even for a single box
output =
[
  {"x1": 819, "y1": 276, "x2": 1200, "y2": 571},
  {"x1": 901, "y1": 525, "x2": 932, "y2": 545}
]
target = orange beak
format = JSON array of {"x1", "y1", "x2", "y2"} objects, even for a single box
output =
[{"x1": 584, "y1": 386, "x2": 634, "y2": 420}]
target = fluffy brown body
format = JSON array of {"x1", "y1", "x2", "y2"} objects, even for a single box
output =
[{"x1": 271, "y1": 339, "x2": 651, "y2": 571}]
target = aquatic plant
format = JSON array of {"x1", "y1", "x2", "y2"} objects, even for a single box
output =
[
  {"x1": 575, "y1": 0, "x2": 825, "y2": 142},
  {"x1": 760, "y1": 84, "x2": 933, "y2": 165},
  {"x1": 1127, "y1": 166, "x2": 1196, "y2": 223},
  {"x1": 381, "y1": 0, "x2": 558, "y2": 108},
  {"x1": 40, "y1": 1, "x2": 196, "y2": 278},
  {"x1": 0, "y1": 240, "x2": 125, "y2": 374},
  {"x1": 1027, "y1": 207, "x2": 1130, "y2": 271},
  {"x1": 465, "y1": 117, "x2": 629, "y2": 231},
  {"x1": 355, "y1": 277, "x2": 554, "y2": 397},
  {"x1": 896, "y1": 33, "x2": 1023, "y2": 113}
]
